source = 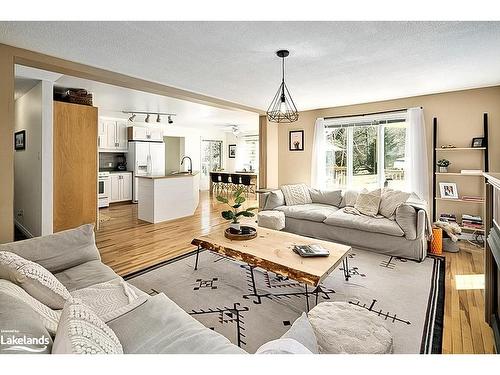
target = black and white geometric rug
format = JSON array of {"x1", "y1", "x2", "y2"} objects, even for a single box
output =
[{"x1": 125, "y1": 249, "x2": 445, "y2": 354}]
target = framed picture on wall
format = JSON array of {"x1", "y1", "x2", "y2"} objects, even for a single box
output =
[
  {"x1": 471, "y1": 137, "x2": 485, "y2": 148},
  {"x1": 14, "y1": 130, "x2": 26, "y2": 151},
  {"x1": 228, "y1": 144, "x2": 236, "y2": 158},
  {"x1": 289, "y1": 130, "x2": 304, "y2": 151}
]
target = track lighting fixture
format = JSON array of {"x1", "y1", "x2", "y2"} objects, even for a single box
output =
[{"x1": 122, "y1": 111, "x2": 176, "y2": 124}]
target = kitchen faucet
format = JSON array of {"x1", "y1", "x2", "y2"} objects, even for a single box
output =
[{"x1": 181, "y1": 156, "x2": 192, "y2": 174}]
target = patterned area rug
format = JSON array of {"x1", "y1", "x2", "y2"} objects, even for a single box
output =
[{"x1": 126, "y1": 249, "x2": 444, "y2": 354}]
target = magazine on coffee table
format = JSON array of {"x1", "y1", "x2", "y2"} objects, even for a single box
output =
[{"x1": 292, "y1": 244, "x2": 330, "y2": 257}]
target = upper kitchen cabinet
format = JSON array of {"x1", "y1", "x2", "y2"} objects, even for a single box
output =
[
  {"x1": 128, "y1": 125, "x2": 163, "y2": 142},
  {"x1": 98, "y1": 118, "x2": 128, "y2": 152}
]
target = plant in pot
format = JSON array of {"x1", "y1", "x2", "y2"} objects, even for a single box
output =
[
  {"x1": 217, "y1": 187, "x2": 258, "y2": 233},
  {"x1": 437, "y1": 159, "x2": 451, "y2": 173}
]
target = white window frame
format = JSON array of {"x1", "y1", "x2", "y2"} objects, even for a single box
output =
[{"x1": 324, "y1": 111, "x2": 407, "y2": 190}]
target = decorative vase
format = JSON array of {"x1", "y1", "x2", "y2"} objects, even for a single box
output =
[
  {"x1": 439, "y1": 166, "x2": 448, "y2": 173},
  {"x1": 230, "y1": 222, "x2": 241, "y2": 232}
]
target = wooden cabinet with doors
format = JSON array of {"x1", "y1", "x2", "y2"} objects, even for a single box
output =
[
  {"x1": 110, "y1": 172, "x2": 132, "y2": 203},
  {"x1": 98, "y1": 119, "x2": 128, "y2": 152},
  {"x1": 53, "y1": 101, "x2": 98, "y2": 232}
]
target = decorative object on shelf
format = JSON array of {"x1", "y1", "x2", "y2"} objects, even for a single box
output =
[
  {"x1": 439, "y1": 182, "x2": 459, "y2": 199},
  {"x1": 228, "y1": 144, "x2": 236, "y2": 159},
  {"x1": 14, "y1": 130, "x2": 26, "y2": 151},
  {"x1": 266, "y1": 49, "x2": 299, "y2": 123},
  {"x1": 289, "y1": 130, "x2": 304, "y2": 151},
  {"x1": 217, "y1": 187, "x2": 258, "y2": 238},
  {"x1": 437, "y1": 159, "x2": 451, "y2": 173},
  {"x1": 439, "y1": 144, "x2": 456, "y2": 149},
  {"x1": 471, "y1": 137, "x2": 486, "y2": 148},
  {"x1": 54, "y1": 88, "x2": 93, "y2": 106}
]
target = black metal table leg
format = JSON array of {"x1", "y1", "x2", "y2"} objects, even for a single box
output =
[
  {"x1": 305, "y1": 284, "x2": 310, "y2": 311},
  {"x1": 343, "y1": 256, "x2": 350, "y2": 281},
  {"x1": 194, "y1": 245, "x2": 201, "y2": 270}
]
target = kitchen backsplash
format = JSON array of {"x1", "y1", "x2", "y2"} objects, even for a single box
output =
[{"x1": 99, "y1": 152, "x2": 127, "y2": 170}]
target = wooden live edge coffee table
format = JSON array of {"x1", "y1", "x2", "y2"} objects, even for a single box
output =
[{"x1": 191, "y1": 226, "x2": 351, "y2": 311}]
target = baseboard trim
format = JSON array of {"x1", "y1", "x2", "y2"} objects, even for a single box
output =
[{"x1": 14, "y1": 220, "x2": 34, "y2": 239}]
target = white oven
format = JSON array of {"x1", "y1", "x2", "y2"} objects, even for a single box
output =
[{"x1": 98, "y1": 171, "x2": 110, "y2": 208}]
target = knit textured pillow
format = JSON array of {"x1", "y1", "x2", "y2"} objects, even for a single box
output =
[
  {"x1": 281, "y1": 184, "x2": 312, "y2": 206},
  {"x1": 379, "y1": 189, "x2": 410, "y2": 219},
  {"x1": 52, "y1": 299, "x2": 123, "y2": 354},
  {"x1": 0, "y1": 279, "x2": 62, "y2": 335},
  {"x1": 0, "y1": 251, "x2": 71, "y2": 309},
  {"x1": 354, "y1": 188, "x2": 382, "y2": 217}
]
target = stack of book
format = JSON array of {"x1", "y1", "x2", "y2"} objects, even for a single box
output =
[
  {"x1": 439, "y1": 213, "x2": 457, "y2": 223},
  {"x1": 461, "y1": 214, "x2": 484, "y2": 230}
]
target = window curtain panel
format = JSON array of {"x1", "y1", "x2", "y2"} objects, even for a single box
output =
[
  {"x1": 311, "y1": 118, "x2": 326, "y2": 189},
  {"x1": 405, "y1": 107, "x2": 429, "y2": 203}
]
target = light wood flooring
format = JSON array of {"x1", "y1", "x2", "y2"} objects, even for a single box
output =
[{"x1": 95, "y1": 192, "x2": 495, "y2": 354}]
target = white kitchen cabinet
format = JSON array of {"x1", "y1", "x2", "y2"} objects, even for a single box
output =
[
  {"x1": 109, "y1": 172, "x2": 133, "y2": 203},
  {"x1": 99, "y1": 119, "x2": 129, "y2": 152},
  {"x1": 128, "y1": 126, "x2": 163, "y2": 142}
]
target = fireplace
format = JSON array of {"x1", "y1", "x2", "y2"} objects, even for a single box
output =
[{"x1": 485, "y1": 174, "x2": 500, "y2": 352}]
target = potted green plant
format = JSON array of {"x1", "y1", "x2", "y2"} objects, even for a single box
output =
[
  {"x1": 437, "y1": 159, "x2": 451, "y2": 173},
  {"x1": 217, "y1": 187, "x2": 258, "y2": 233}
]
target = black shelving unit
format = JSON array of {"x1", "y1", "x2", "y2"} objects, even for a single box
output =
[{"x1": 432, "y1": 113, "x2": 489, "y2": 223}]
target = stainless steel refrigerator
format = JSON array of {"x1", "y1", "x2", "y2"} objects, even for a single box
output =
[{"x1": 127, "y1": 141, "x2": 165, "y2": 202}]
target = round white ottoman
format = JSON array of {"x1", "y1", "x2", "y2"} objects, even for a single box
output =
[
  {"x1": 257, "y1": 210, "x2": 285, "y2": 231},
  {"x1": 307, "y1": 302, "x2": 393, "y2": 354}
]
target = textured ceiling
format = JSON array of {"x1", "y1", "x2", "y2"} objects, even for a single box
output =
[{"x1": 2, "y1": 21, "x2": 500, "y2": 110}]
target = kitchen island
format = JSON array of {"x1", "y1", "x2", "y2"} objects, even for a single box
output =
[{"x1": 137, "y1": 171, "x2": 200, "y2": 223}]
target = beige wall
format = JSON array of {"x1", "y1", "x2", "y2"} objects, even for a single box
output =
[{"x1": 278, "y1": 85, "x2": 500, "y2": 219}]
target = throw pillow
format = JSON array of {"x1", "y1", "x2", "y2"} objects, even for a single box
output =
[
  {"x1": 281, "y1": 184, "x2": 312, "y2": 206},
  {"x1": 0, "y1": 251, "x2": 71, "y2": 309},
  {"x1": 0, "y1": 279, "x2": 61, "y2": 335},
  {"x1": 52, "y1": 299, "x2": 123, "y2": 354},
  {"x1": 309, "y1": 188, "x2": 342, "y2": 207},
  {"x1": 354, "y1": 188, "x2": 382, "y2": 217},
  {"x1": 263, "y1": 190, "x2": 286, "y2": 210},
  {"x1": 255, "y1": 338, "x2": 312, "y2": 354},
  {"x1": 281, "y1": 312, "x2": 319, "y2": 353},
  {"x1": 340, "y1": 189, "x2": 362, "y2": 208},
  {"x1": 379, "y1": 189, "x2": 410, "y2": 219}
]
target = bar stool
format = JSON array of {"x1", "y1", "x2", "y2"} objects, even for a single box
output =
[
  {"x1": 220, "y1": 173, "x2": 231, "y2": 195},
  {"x1": 210, "y1": 172, "x2": 221, "y2": 195},
  {"x1": 240, "y1": 174, "x2": 256, "y2": 198},
  {"x1": 230, "y1": 174, "x2": 241, "y2": 192}
]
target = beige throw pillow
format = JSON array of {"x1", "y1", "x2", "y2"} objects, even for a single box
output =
[
  {"x1": 281, "y1": 184, "x2": 312, "y2": 206},
  {"x1": 309, "y1": 189, "x2": 342, "y2": 207},
  {"x1": 263, "y1": 190, "x2": 286, "y2": 210},
  {"x1": 52, "y1": 299, "x2": 123, "y2": 354},
  {"x1": 0, "y1": 251, "x2": 71, "y2": 309},
  {"x1": 379, "y1": 189, "x2": 410, "y2": 219},
  {"x1": 354, "y1": 188, "x2": 382, "y2": 217},
  {"x1": 340, "y1": 190, "x2": 362, "y2": 208}
]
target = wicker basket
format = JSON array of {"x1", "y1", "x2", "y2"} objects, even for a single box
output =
[{"x1": 62, "y1": 89, "x2": 93, "y2": 106}]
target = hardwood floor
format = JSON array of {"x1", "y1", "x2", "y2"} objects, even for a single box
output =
[{"x1": 95, "y1": 192, "x2": 495, "y2": 354}]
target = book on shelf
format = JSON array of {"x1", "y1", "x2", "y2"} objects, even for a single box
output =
[
  {"x1": 461, "y1": 195, "x2": 484, "y2": 201},
  {"x1": 460, "y1": 169, "x2": 483, "y2": 175},
  {"x1": 461, "y1": 214, "x2": 484, "y2": 230},
  {"x1": 439, "y1": 213, "x2": 457, "y2": 223}
]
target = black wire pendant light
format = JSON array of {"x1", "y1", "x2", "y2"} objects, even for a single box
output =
[{"x1": 266, "y1": 50, "x2": 299, "y2": 123}]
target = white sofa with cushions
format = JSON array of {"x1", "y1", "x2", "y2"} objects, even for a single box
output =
[{"x1": 261, "y1": 184, "x2": 429, "y2": 261}]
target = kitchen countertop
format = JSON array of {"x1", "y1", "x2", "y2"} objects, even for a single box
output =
[
  {"x1": 210, "y1": 171, "x2": 258, "y2": 175},
  {"x1": 99, "y1": 170, "x2": 131, "y2": 174},
  {"x1": 137, "y1": 171, "x2": 199, "y2": 179}
]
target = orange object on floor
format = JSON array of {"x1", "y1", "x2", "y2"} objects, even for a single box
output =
[{"x1": 431, "y1": 227, "x2": 443, "y2": 255}]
